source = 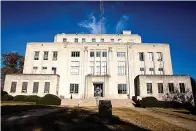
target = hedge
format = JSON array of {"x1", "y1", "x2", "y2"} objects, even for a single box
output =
[
  {"x1": 1, "y1": 94, "x2": 13, "y2": 101},
  {"x1": 13, "y1": 95, "x2": 28, "y2": 101},
  {"x1": 1, "y1": 91, "x2": 8, "y2": 96},
  {"x1": 37, "y1": 94, "x2": 61, "y2": 105}
]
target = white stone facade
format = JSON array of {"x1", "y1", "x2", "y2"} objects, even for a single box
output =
[{"x1": 3, "y1": 31, "x2": 193, "y2": 102}]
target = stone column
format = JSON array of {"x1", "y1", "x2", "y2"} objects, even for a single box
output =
[
  {"x1": 83, "y1": 46, "x2": 88, "y2": 99},
  {"x1": 107, "y1": 47, "x2": 113, "y2": 98}
]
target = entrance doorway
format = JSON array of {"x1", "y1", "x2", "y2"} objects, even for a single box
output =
[{"x1": 93, "y1": 83, "x2": 103, "y2": 97}]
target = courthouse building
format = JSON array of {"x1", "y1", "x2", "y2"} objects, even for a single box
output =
[{"x1": 4, "y1": 31, "x2": 194, "y2": 103}]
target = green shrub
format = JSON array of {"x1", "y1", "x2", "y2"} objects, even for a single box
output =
[
  {"x1": 25, "y1": 95, "x2": 40, "y2": 103},
  {"x1": 140, "y1": 97, "x2": 159, "y2": 107},
  {"x1": 37, "y1": 94, "x2": 61, "y2": 105},
  {"x1": 1, "y1": 91, "x2": 8, "y2": 97},
  {"x1": 13, "y1": 95, "x2": 28, "y2": 101},
  {"x1": 1, "y1": 94, "x2": 13, "y2": 101}
]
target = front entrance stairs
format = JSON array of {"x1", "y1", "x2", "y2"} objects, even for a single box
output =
[{"x1": 61, "y1": 98, "x2": 135, "y2": 107}]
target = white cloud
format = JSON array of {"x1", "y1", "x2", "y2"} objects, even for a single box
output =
[
  {"x1": 115, "y1": 15, "x2": 129, "y2": 33},
  {"x1": 78, "y1": 13, "x2": 106, "y2": 34}
]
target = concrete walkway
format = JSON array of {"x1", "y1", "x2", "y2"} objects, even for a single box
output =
[{"x1": 131, "y1": 108, "x2": 196, "y2": 131}]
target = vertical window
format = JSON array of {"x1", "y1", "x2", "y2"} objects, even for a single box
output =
[
  {"x1": 157, "y1": 52, "x2": 163, "y2": 61},
  {"x1": 10, "y1": 82, "x2": 17, "y2": 93},
  {"x1": 70, "y1": 61, "x2": 80, "y2": 75},
  {"x1": 63, "y1": 38, "x2": 67, "y2": 42},
  {"x1": 71, "y1": 51, "x2": 80, "y2": 57},
  {"x1": 90, "y1": 61, "x2": 94, "y2": 75},
  {"x1": 43, "y1": 51, "x2": 48, "y2": 60},
  {"x1": 70, "y1": 84, "x2": 79, "y2": 93},
  {"x1": 158, "y1": 83, "x2": 163, "y2": 93},
  {"x1": 140, "y1": 68, "x2": 145, "y2": 75},
  {"x1": 147, "y1": 83, "x2": 152, "y2": 94},
  {"x1": 53, "y1": 51, "x2": 58, "y2": 60},
  {"x1": 44, "y1": 82, "x2": 50, "y2": 93},
  {"x1": 139, "y1": 52, "x2": 144, "y2": 61},
  {"x1": 158, "y1": 68, "x2": 164, "y2": 75},
  {"x1": 90, "y1": 51, "x2": 94, "y2": 57},
  {"x1": 102, "y1": 52, "x2": 107, "y2": 57},
  {"x1": 118, "y1": 39, "x2": 121, "y2": 41},
  {"x1": 179, "y1": 83, "x2": 185, "y2": 93},
  {"x1": 92, "y1": 38, "x2": 96, "y2": 42},
  {"x1": 118, "y1": 84, "x2": 127, "y2": 94},
  {"x1": 118, "y1": 61, "x2": 126, "y2": 75},
  {"x1": 21, "y1": 82, "x2": 28, "y2": 93},
  {"x1": 147, "y1": 52, "x2": 153, "y2": 61},
  {"x1": 52, "y1": 67, "x2": 57, "y2": 74},
  {"x1": 74, "y1": 38, "x2": 78, "y2": 43},
  {"x1": 102, "y1": 61, "x2": 107, "y2": 75},
  {"x1": 149, "y1": 68, "x2": 154, "y2": 75},
  {"x1": 34, "y1": 51, "x2": 39, "y2": 60},
  {"x1": 117, "y1": 52, "x2": 125, "y2": 57},
  {"x1": 33, "y1": 67, "x2": 38, "y2": 74},
  {"x1": 96, "y1": 61, "x2": 101, "y2": 75},
  {"x1": 96, "y1": 51, "x2": 101, "y2": 57},
  {"x1": 82, "y1": 38, "x2": 86, "y2": 43},
  {"x1": 33, "y1": 82, "x2": 39, "y2": 93},
  {"x1": 111, "y1": 39, "x2": 114, "y2": 42},
  {"x1": 101, "y1": 38, "x2": 104, "y2": 42},
  {"x1": 42, "y1": 67, "x2": 47, "y2": 74},
  {"x1": 168, "y1": 83, "x2": 174, "y2": 93}
]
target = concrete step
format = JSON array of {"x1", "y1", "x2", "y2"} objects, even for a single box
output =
[{"x1": 61, "y1": 99, "x2": 135, "y2": 107}]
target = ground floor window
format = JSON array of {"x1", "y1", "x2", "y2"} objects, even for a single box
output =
[
  {"x1": 147, "y1": 83, "x2": 152, "y2": 94},
  {"x1": 10, "y1": 82, "x2": 17, "y2": 93},
  {"x1": 33, "y1": 82, "x2": 39, "y2": 93},
  {"x1": 21, "y1": 82, "x2": 28, "y2": 93},
  {"x1": 118, "y1": 84, "x2": 127, "y2": 94},
  {"x1": 158, "y1": 83, "x2": 163, "y2": 93},
  {"x1": 44, "y1": 82, "x2": 50, "y2": 93},
  {"x1": 179, "y1": 83, "x2": 185, "y2": 93},
  {"x1": 70, "y1": 84, "x2": 79, "y2": 94},
  {"x1": 168, "y1": 83, "x2": 174, "y2": 93}
]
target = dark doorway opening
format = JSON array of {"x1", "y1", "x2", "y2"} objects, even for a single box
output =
[{"x1": 94, "y1": 83, "x2": 103, "y2": 97}]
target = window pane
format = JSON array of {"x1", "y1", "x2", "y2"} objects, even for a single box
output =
[
  {"x1": 96, "y1": 51, "x2": 101, "y2": 57},
  {"x1": 33, "y1": 82, "x2": 39, "y2": 93},
  {"x1": 180, "y1": 83, "x2": 185, "y2": 93},
  {"x1": 10, "y1": 82, "x2": 17, "y2": 93},
  {"x1": 147, "y1": 83, "x2": 152, "y2": 94},
  {"x1": 118, "y1": 84, "x2": 127, "y2": 94},
  {"x1": 158, "y1": 83, "x2": 163, "y2": 93},
  {"x1": 102, "y1": 52, "x2": 107, "y2": 57},
  {"x1": 90, "y1": 51, "x2": 94, "y2": 57},
  {"x1": 168, "y1": 83, "x2": 174, "y2": 93},
  {"x1": 43, "y1": 51, "x2": 48, "y2": 60},
  {"x1": 53, "y1": 51, "x2": 58, "y2": 60},
  {"x1": 139, "y1": 52, "x2": 144, "y2": 61},
  {"x1": 21, "y1": 82, "x2": 28, "y2": 93},
  {"x1": 44, "y1": 82, "x2": 50, "y2": 93},
  {"x1": 34, "y1": 51, "x2": 39, "y2": 60}
]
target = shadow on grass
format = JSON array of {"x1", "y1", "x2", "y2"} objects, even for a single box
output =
[{"x1": 2, "y1": 106, "x2": 149, "y2": 131}]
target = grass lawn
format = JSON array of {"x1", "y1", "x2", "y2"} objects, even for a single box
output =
[
  {"x1": 148, "y1": 108, "x2": 196, "y2": 121},
  {"x1": 1, "y1": 104, "x2": 190, "y2": 131}
]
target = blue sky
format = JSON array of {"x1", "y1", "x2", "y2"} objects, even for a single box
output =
[{"x1": 1, "y1": 1, "x2": 196, "y2": 78}]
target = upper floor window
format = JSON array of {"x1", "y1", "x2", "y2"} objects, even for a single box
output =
[
  {"x1": 139, "y1": 52, "x2": 144, "y2": 61},
  {"x1": 34, "y1": 51, "x2": 39, "y2": 60},
  {"x1": 140, "y1": 68, "x2": 145, "y2": 75},
  {"x1": 158, "y1": 68, "x2": 164, "y2": 75},
  {"x1": 70, "y1": 61, "x2": 80, "y2": 75},
  {"x1": 102, "y1": 52, "x2": 107, "y2": 57},
  {"x1": 42, "y1": 67, "x2": 47, "y2": 74},
  {"x1": 74, "y1": 38, "x2": 78, "y2": 43},
  {"x1": 53, "y1": 51, "x2": 58, "y2": 60},
  {"x1": 147, "y1": 52, "x2": 154, "y2": 61},
  {"x1": 118, "y1": 39, "x2": 121, "y2": 42},
  {"x1": 111, "y1": 39, "x2": 114, "y2": 42},
  {"x1": 149, "y1": 68, "x2": 154, "y2": 75},
  {"x1": 157, "y1": 52, "x2": 163, "y2": 61},
  {"x1": 10, "y1": 82, "x2": 17, "y2": 93},
  {"x1": 117, "y1": 52, "x2": 125, "y2": 57},
  {"x1": 44, "y1": 82, "x2": 50, "y2": 93},
  {"x1": 179, "y1": 83, "x2": 185, "y2": 93},
  {"x1": 168, "y1": 83, "x2": 174, "y2": 93},
  {"x1": 92, "y1": 38, "x2": 96, "y2": 42},
  {"x1": 118, "y1": 84, "x2": 127, "y2": 94},
  {"x1": 101, "y1": 38, "x2": 104, "y2": 42},
  {"x1": 63, "y1": 38, "x2": 67, "y2": 42},
  {"x1": 158, "y1": 83, "x2": 163, "y2": 93},
  {"x1": 33, "y1": 67, "x2": 38, "y2": 74},
  {"x1": 82, "y1": 38, "x2": 86, "y2": 43},
  {"x1": 43, "y1": 51, "x2": 48, "y2": 60},
  {"x1": 71, "y1": 51, "x2": 80, "y2": 57},
  {"x1": 147, "y1": 83, "x2": 152, "y2": 94},
  {"x1": 117, "y1": 61, "x2": 126, "y2": 76},
  {"x1": 21, "y1": 82, "x2": 28, "y2": 93},
  {"x1": 33, "y1": 82, "x2": 39, "y2": 93},
  {"x1": 96, "y1": 51, "x2": 101, "y2": 57},
  {"x1": 52, "y1": 67, "x2": 57, "y2": 74},
  {"x1": 70, "y1": 84, "x2": 79, "y2": 94},
  {"x1": 90, "y1": 51, "x2": 94, "y2": 57}
]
